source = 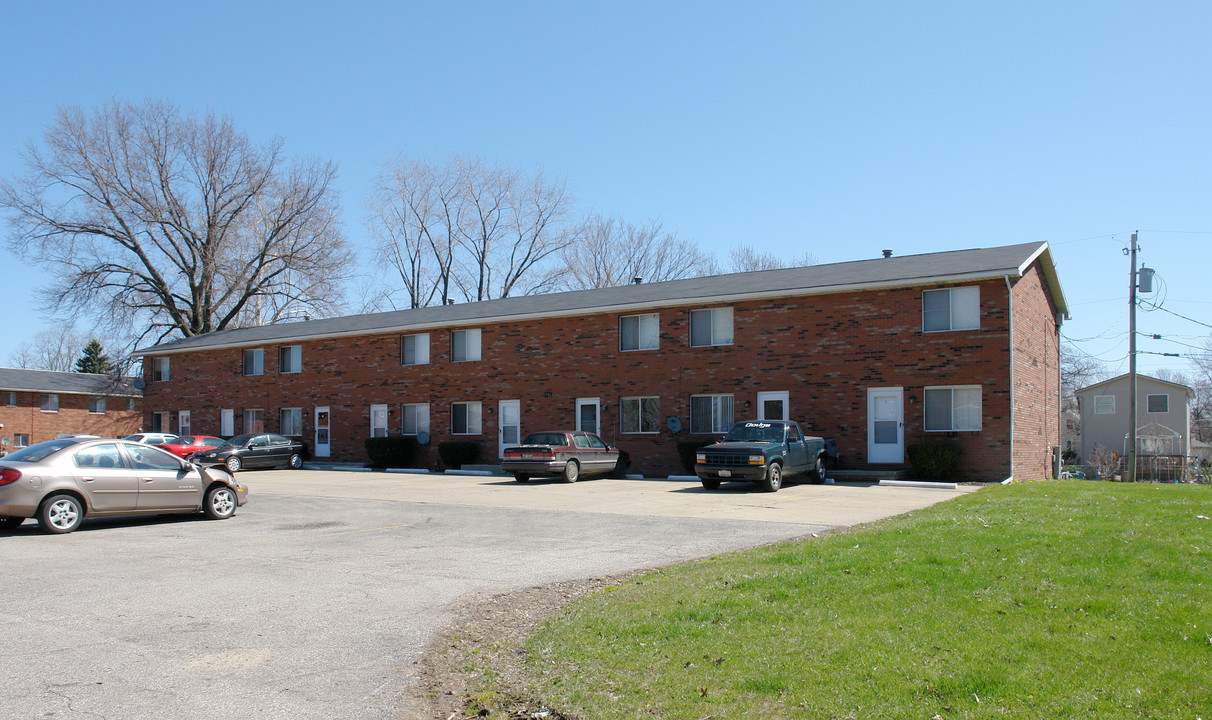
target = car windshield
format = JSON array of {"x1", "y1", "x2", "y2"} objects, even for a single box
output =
[
  {"x1": 3, "y1": 438, "x2": 80, "y2": 463},
  {"x1": 722, "y1": 422, "x2": 786, "y2": 443},
  {"x1": 221, "y1": 434, "x2": 257, "y2": 448}
]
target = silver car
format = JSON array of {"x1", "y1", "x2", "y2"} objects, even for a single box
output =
[{"x1": 0, "y1": 437, "x2": 248, "y2": 534}]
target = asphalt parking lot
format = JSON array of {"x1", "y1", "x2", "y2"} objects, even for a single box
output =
[{"x1": 0, "y1": 469, "x2": 974, "y2": 719}]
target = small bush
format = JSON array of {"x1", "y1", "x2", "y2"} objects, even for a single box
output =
[
  {"x1": 676, "y1": 439, "x2": 716, "y2": 475},
  {"x1": 364, "y1": 436, "x2": 421, "y2": 468},
  {"x1": 906, "y1": 442, "x2": 962, "y2": 480},
  {"x1": 439, "y1": 440, "x2": 480, "y2": 469}
]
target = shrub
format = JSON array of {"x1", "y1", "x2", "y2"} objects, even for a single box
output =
[
  {"x1": 906, "y1": 442, "x2": 963, "y2": 480},
  {"x1": 438, "y1": 440, "x2": 480, "y2": 469},
  {"x1": 364, "y1": 436, "x2": 421, "y2": 468},
  {"x1": 676, "y1": 439, "x2": 716, "y2": 475}
]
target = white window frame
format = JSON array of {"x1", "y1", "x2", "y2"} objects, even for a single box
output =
[
  {"x1": 922, "y1": 287, "x2": 980, "y2": 332},
  {"x1": 280, "y1": 407, "x2": 303, "y2": 436},
  {"x1": 151, "y1": 357, "x2": 170, "y2": 382},
  {"x1": 451, "y1": 401, "x2": 482, "y2": 435},
  {"x1": 620, "y1": 396, "x2": 660, "y2": 434},
  {"x1": 279, "y1": 345, "x2": 302, "y2": 374},
  {"x1": 89, "y1": 396, "x2": 106, "y2": 414},
  {"x1": 689, "y1": 307, "x2": 734, "y2": 348},
  {"x1": 401, "y1": 403, "x2": 430, "y2": 436},
  {"x1": 13, "y1": 433, "x2": 29, "y2": 448},
  {"x1": 401, "y1": 333, "x2": 431, "y2": 366},
  {"x1": 244, "y1": 408, "x2": 265, "y2": 434},
  {"x1": 924, "y1": 385, "x2": 982, "y2": 432},
  {"x1": 1146, "y1": 394, "x2": 1168, "y2": 414},
  {"x1": 370, "y1": 404, "x2": 389, "y2": 438},
  {"x1": 40, "y1": 394, "x2": 59, "y2": 413},
  {"x1": 1093, "y1": 395, "x2": 1115, "y2": 415},
  {"x1": 451, "y1": 329, "x2": 482, "y2": 362},
  {"x1": 690, "y1": 394, "x2": 734, "y2": 434},
  {"x1": 619, "y1": 313, "x2": 659, "y2": 351},
  {"x1": 178, "y1": 410, "x2": 191, "y2": 435},
  {"x1": 243, "y1": 348, "x2": 264, "y2": 376}
]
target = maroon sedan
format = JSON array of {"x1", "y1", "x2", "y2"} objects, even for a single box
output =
[
  {"x1": 500, "y1": 431, "x2": 625, "y2": 483},
  {"x1": 154, "y1": 435, "x2": 226, "y2": 459}
]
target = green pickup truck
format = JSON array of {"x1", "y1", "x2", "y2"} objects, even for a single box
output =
[{"x1": 695, "y1": 420, "x2": 828, "y2": 492}]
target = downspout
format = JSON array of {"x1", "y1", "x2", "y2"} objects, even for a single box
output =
[{"x1": 1004, "y1": 275, "x2": 1015, "y2": 482}]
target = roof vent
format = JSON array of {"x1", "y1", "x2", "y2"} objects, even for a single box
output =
[
  {"x1": 882, "y1": 249, "x2": 893, "y2": 258},
  {"x1": 446, "y1": 299, "x2": 455, "y2": 305},
  {"x1": 632, "y1": 276, "x2": 643, "y2": 285}
]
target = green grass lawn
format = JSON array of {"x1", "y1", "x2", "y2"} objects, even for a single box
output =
[{"x1": 522, "y1": 481, "x2": 1211, "y2": 719}]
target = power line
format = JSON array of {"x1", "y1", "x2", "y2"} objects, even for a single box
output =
[{"x1": 1152, "y1": 304, "x2": 1212, "y2": 331}]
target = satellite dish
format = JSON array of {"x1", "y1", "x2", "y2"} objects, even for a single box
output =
[
  {"x1": 667, "y1": 416, "x2": 682, "y2": 434},
  {"x1": 133, "y1": 378, "x2": 146, "y2": 390},
  {"x1": 417, "y1": 431, "x2": 430, "y2": 445}
]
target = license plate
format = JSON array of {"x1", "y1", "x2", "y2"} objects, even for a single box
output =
[{"x1": 718, "y1": 470, "x2": 732, "y2": 477}]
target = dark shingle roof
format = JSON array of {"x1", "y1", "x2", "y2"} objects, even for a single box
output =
[
  {"x1": 0, "y1": 368, "x2": 142, "y2": 397},
  {"x1": 136, "y1": 241, "x2": 1066, "y2": 356}
]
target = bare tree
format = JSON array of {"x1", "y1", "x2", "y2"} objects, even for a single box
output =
[
  {"x1": 1061, "y1": 342, "x2": 1107, "y2": 415},
  {"x1": 557, "y1": 215, "x2": 719, "y2": 290},
  {"x1": 8, "y1": 327, "x2": 89, "y2": 372},
  {"x1": 1, "y1": 99, "x2": 352, "y2": 344},
  {"x1": 728, "y1": 244, "x2": 816, "y2": 272}
]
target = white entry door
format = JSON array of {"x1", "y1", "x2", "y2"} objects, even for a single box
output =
[
  {"x1": 315, "y1": 406, "x2": 331, "y2": 458},
  {"x1": 498, "y1": 400, "x2": 520, "y2": 458},
  {"x1": 220, "y1": 408, "x2": 234, "y2": 437},
  {"x1": 576, "y1": 398, "x2": 600, "y2": 435},
  {"x1": 757, "y1": 391, "x2": 789, "y2": 421},
  {"x1": 867, "y1": 387, "x2": 904, "y2": 464}
]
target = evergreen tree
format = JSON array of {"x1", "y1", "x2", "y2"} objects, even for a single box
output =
[{"x1": 75, "y1": 339, "x2": 116, "y2": 375}]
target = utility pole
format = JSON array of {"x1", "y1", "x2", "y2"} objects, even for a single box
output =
[{"x1": 1127, "y1": 232, "x2": 1138, "y2": 483}]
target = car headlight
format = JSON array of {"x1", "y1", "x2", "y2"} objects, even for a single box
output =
[
  {"x1": 696, "y1": 453, "x2": 706, "y2": 464},
  {"x1": 749, "y1": 455, "x2": 764, "y2": 465}
]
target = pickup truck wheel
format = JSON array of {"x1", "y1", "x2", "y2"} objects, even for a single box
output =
[
  {"x1": 759, "y1": 463, "x2": 782, "y2": 493},
  {"x1": 810, "y1": 456, "x2": 827, "y2": 484},
  {"x1": 700, "y1": 478, "x2": 720, "y2": 490}
]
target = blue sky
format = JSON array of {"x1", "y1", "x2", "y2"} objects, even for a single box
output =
[{"x1": 2, "y1": 1, "x2": 1209, "y2": 378}]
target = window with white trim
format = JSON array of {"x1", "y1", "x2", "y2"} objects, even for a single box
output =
[
  {"x1": 402, "y1": 403, "x2": 430, "y2": 436},
  {"x1": 620, "y1": 396, "x2": 660, "y2": 433},
  {"x1": 690, "y1": 308, "x2": 733, "y2": 347},
  {"x1": 370, "y1": 404, "x2": 389, "y2": 437},
  {"x1": 924, "y1": 386, "x2": 982, "y2": 432},
  {"x1": 401, "y1": 333, "x2": 430, "y2": 365},
  {"x1": 1093, "y1": 395, "x2": 1115, "y2": 415},
  {"x1": 690, "y1": 394, "x2": 734, "y2": 434},
  {"x1": 151, "y1": 357, "x2": 170, "y2": 382},
  {"x1": 13, "y1": 433, "x2": 29, "y2": 448},
  {"x1": 5, "y1": 391, "x2": 15, "y2": 406},
  {"x1": 244, "y1": 408, "x2": 265, "y2": 433},
  {"x1": 451, "y1": 401, "x2": 482, "y2": 435},
  {"x1": 40, "y1": 394, "x2": 59, "y2": 412},
  {"x1": 280, "y1": 408, "x2": 303, "y2": 436},
  {"x1": 243, "y1": 348, "x2": 264, "y2": 376},
  {"x1": 127, "y1": 398, "x2": 136, "y2": 411},
  {"x1": 1146, "y1": 394, "x2": 1168, "y2": 413},
  {"x1": 619, "y1": 314, "x2": 659, "y2": 351},
  {"x1": 279, "y1": 345, "x2": 302, "y2": 374},
  {"x1": 89, "y1": 396, "x2": 106, "y2": 414},
  {"x1": 922, "y1": 287, "x2": 980, "y2": 332},
  {"x1": 451, "y1": 329, "x2": 482, "y2": 362}
]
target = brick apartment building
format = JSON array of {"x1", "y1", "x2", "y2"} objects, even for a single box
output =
[
  {"x1": 0, "y1": 368, "x2": 142, "y2": 452},
  {"x1": 134, "y1": 242, "x2": 1069, "y2": 481}
]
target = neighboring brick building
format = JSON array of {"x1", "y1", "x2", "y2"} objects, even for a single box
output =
[
  {"x1": 0, "y1": 368, "x2": 143, "y2": 452},
  {"x1": 134, "y1": 242, "x2": 1068, "y2": 481}
]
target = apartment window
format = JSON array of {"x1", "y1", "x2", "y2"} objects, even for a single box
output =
[
  {"x1": 89, "y1": 396, "x2": 106, "y2": 414},
  {"x1": 451, "y1": 401, "x2": 482, "y2": 435},
  {"x1": 127, "y1": 398, "x2": 137, "y2": 411},
  {"x1": 620, "y1": 396, "x2": 660, "y2": 434},
  {"x1": 690, "y1": 307, "x2": 734, "y2": 347},
  {"x1": 279, "y1": 345, "x2": 302, "y2": 374},
  {"x1": 5, "y1": 391, "x2": 15, "y2": 406},
  {"x1": 922, "y1": 287, "x2": 980, "y2": 332},
  {"x1": 925, "y1": 386, "x2": 982, "y2": 432},
  {"x1": 178, "y1": 410, "x2": 191, "y2": 435},
  {"x1": 451, "y1": 329, "x2": 482, "y2": 362},
  {"x1": 40, "y1": 394, "x2": 59, "y2": 412},
  {"x1": 151, "y1": 411, "x2": 170, "y2": 432},
  {"x1": 243, "y1": 348, "x2": 264, "y2": 376},
  {"x1": 152, "y1": 357, "x2": 170, "y2": 382},
  {"x1": 370, "y1": 404, "x2": 389, "y2": 438},
  {"x1": 12, "y1": 433, "x2": 30, "y2": 448},
  {"x1": 620, "y1": 314, "x2": 659, "y2": 351},
  {"x1": 1146, "y1": 394, "x2": 1169, "y2": 413},
  {"x1": 690, "y1": 394, "x2": 734, "y2": 434},
  {"x1": 244, "y1": 409, "x2": 265, "y2": 433},
  {"x1": 1093, "y1": 395, "x2": 1115, "y2": 415},
  {"x1": 402, "y1": 403, "x2": 430, "y2": 436},
  {"x1": 400, "y1": 333, "x2": 430, "y2": 365},
  {"x1": 280, "y1": 408, "x2": 303, "y2": 436}
]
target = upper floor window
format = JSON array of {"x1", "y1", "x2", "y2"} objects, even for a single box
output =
[
  {"x1": 5, "y1": 391, "x2": 15, "y2": 406},
  {"x1": 690, "y1": 308, "x2": 733, "y2": 347},
  {"x1": 451, "y1": 401, "x2": 482, "y2": 435},
  {"x1": 151, "y1": 357, "x2": 170, "y2": 382},
  {"x1": 620, "y1": 396, "x2": 660, "y2": 433},
  {"x1": 925, "y1": 386, "x2": 982, "y2": 432},
  {"x1": 41, "y1": 394, "x2": 59, "y2": 412},
  {"x1": 127, "y1": 398, "x2": 137, "y2": 411},
  {"x1": 401, "y1": 333, "x2": 430, "y2": 365},
  {"x1": 451, "y1": 329, "x2": 482, "y2": 362},
  {"x1": 279, "y1": 345, "x2": 302, "y2": 374},
  {"x1": 620, "y1": 313, "x2": 659, "y2": 351},
  {"x1": 1093, "y1": 395, "x2": 1115, "y2": 415},
  {"x1": 243, "y1": 348, "x2": 264, "y2": 376},
  {"x1": 402, "y1": 403, "x2": 430, "y2": 436},
  {"x1": 1147, "y1": 394, "x2": 1169, "y2": 413},
  {"x1": 88, "y1": 396, "x2": 106, "y2": 414},
  {"x1": 690, "y1": 394, "x2": 734, "y2": 434},
  {"x1": 922, "y1": 287, "x2": 980, "y2": 332}
]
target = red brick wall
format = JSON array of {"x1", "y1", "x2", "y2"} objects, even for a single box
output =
[
  {"x1": 143, "y1": 276, "x2": 1061, "y2": 481},
  {"x1": 0, "y1": 392, "x2": 142, "y2": 449},
  {"x1": 1009, "y1": 262, "x2": 1063, "y2": 479}
]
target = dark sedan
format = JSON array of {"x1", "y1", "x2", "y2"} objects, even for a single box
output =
[
  {"x1": 500, "y1": 431, "x2": 625, "y2": 483},
  {"x1": 190, "y1": 433, "x2": 306, "y2": 472}
]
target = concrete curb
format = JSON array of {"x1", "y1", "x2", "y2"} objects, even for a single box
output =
[{"x1": 878, "y1": 479, "x2": 959, "y2": 490}]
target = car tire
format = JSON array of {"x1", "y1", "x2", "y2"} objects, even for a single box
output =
[
  {"x1": 561, "y1": 460, "x2": 580, "y2": 483},
  {"x1": 203, "y1": 485, "x2": 237, "y2": 520},
  {"x1": 810, "y1": 456, "x2": 827, "y2": 484},
  {"x1": 0, "y1": 516, "x2": 25, "y2": 531},
  {"x1": 287, "y1": 454, "x2": 303, "y2": 470},
  {"x1": 513, "y1": 473, "x2": 530, "y2": 483},
  {"x1": 758, "y1": 463, "x2": 782, "y2": 493},
  {"x1": 700, "y1": 478, "x2": 720, "y2": 490},
  {"x1": 225, "y1": 456, "x2": 242, "y2": 473},
  {"x1": 38, "y1": 494, "x2": 84, "y2": 534}
]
